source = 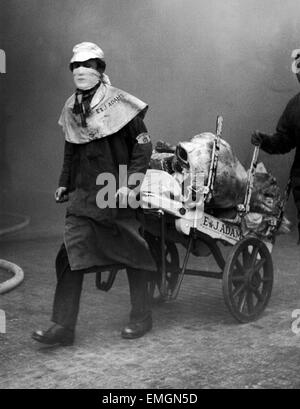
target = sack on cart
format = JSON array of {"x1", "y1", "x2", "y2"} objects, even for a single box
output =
[{"x1": 143, "y1": 132, "x2": 290, "y2": 237}]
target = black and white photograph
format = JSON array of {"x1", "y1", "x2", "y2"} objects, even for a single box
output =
[{"x1": 0, "y1": 0, "x2": 300, "y2": 391}]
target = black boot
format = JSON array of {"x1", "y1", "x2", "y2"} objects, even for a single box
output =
[
  {"x1": 32, "y1": 324, "x2": 74, "y2": 346},
  {"x1": 32, "y1": 244, "x2": 82, "y2": 346},
  {"x1": 122, "y1": 268, "x2": 153, "y2": 339},
  {"x1": 121, "y1": 315, "x2": 152, "y2": 339}
]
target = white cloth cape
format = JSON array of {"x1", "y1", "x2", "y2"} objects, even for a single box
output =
[{"x1": 58, "y1": 83, "x2": 148, "y2": 144}]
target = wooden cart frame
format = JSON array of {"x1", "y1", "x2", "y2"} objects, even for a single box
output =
[
  {"x1": 140, "y1": 116, "x2": 289, "y2": 323},
  {"x1": 97, "y1": 116, "x2": 289, "y2": 323}
]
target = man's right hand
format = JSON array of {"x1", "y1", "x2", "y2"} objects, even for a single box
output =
[
  {"x1": 251, "y1": 130, "x2": 265, "y2": 146},
  {"x1": 55, "y1": 187, "x2": 69, "y2": 203}
]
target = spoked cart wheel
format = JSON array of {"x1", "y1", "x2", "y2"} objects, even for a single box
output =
[
  {"x1": 146, "y1": 233, "x2": 180, "y2": 302},
  {"x1": 222, "y1": 236, "x2": 273, "y2": 323}
]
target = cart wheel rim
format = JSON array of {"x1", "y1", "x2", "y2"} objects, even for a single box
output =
[{"x1": 223, "y1": 237, "x2": 273, "y2": 323}]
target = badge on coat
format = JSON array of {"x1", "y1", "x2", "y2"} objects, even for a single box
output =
[{"x1": 137, "y1": 132, "x2": 151, "y2": 144}]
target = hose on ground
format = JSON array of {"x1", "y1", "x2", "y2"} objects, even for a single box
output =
[
  {"x1": 0, "y1": 212, "x2": 29, "y2": 294},
  {"x1": 0, "y1": 259, "x2": 24, "y2": 294}
]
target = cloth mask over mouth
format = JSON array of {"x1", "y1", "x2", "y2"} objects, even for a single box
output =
[{"x1": 73, "y1": 66, "x2": 101, "y2": 91}]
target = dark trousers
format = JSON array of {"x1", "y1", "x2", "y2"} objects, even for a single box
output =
[
  {"x1": 51, "y1": 244, "x2": 152, "y2": 330},
  {"x1": 292, "y1": 176, "x2": 300, "y2": 242}
]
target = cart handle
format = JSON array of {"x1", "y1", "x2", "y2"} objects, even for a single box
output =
[
  {"x1": 216, "y1": 115, "x2": 223, "y2": 137},
  {"x1": 205, "y1": 115, "x2": 223, "y2": 203},
  {"x1": 240, "y1": 145, "x2": 260, "y2": 214}
]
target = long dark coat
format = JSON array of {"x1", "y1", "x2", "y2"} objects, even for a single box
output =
[{"x1": 59, "y1": 114, "x2": 156, "y2": 272}]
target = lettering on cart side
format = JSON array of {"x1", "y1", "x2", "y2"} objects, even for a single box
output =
[{"x1": 214, "y1": 220, "x2": 219, "y2": 231}]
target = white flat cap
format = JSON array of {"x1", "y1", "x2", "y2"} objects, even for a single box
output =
[{"x1": 70, "y1": 42, "x2": 105, "y2": 63}]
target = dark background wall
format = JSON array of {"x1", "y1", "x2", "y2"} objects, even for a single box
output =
[{"x1": 1, "y1": 0, "x2": 300, "y2": 219}]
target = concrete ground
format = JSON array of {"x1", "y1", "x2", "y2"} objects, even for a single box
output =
[{"x1": 0, "y1": 194, "x2": 300, "y2": 389}]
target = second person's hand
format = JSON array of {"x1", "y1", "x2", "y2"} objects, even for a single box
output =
[
  {"x1": 251, "y1": 130, "x2": 265, "y2": 146},
  {"x1": 55, "y1": 187, "x2": 69, "y2": 203}
]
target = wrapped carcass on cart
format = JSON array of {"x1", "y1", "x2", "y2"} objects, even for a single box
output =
[
  {"x1": 142, "y1": 132, "x2": 290, "y2": 238},
  {"x1": 173, "y1": 133, "x2": 248, "y2": 209}
]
